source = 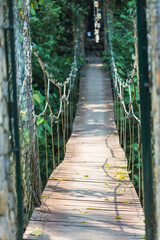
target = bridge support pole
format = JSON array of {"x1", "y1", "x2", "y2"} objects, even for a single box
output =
[
  {"x1": 7, "y1": 0, "x2": 23, "y2": 239},
  {"x1": 136, "y1": 0, "x2": 156, "y2": 239}
]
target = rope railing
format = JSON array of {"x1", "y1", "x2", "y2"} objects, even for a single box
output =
[
  {"x1": 108, "y1": 31, "x2": 140, "y2": 122},
  {"x1": 31, "y1": 32, "x2": 79, "y2": 185},
  {"x1": 107, "y1": 13, "x2": 143, "y2": 200}
]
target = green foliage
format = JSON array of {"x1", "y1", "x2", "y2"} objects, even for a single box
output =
[
  {"x1": 107, "y1": 1, "x2": 135, "y2": 79},
  {"x1": 30, "y1": 0, "x2": 73, "y2": 83},
  {"x1": 30, "y1": 0, "x2": 88, "y2": 83}
]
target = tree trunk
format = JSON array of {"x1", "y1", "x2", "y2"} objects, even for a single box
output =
[
  {"x1": 0, "y1": 1, "x2": 16, "y2": 239},
  {"x1": 150, "y1": 0, "x2": 160, "y2": 238}
]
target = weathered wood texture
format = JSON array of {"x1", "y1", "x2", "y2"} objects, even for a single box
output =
[{"x1": 24, "y1": 60, "x2": 145, "y2": 240}]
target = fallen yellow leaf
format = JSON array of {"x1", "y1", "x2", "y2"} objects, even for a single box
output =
[
  {"x1": 116, "y1": 191, "x2": 121, "y2": 193},
  {"x1": 114, "y1": 172, "x2": 124, "y2": 175},
  {"x1": 120, "y1": 165, "x2": 127, "y2": 168},
  {"x1": 118, "y1": 176, "x2": 125, "y2": 180},
  {"x1": 30, "y1": 226, "x2": 44, "y2": 236},
  {"x1": 86, "y1": 208, "x2": 102, "y2": 211},
  {"x1": 104, "y1": 198, "x2": 108, "y2": 201},
  {"x1": 80, "y1": 211, "x2": 89, "y2": 213}
]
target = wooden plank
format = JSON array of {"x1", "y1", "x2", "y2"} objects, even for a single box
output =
[{"x1": 23, "y1": 61, "x2": 145, "y2": 240}]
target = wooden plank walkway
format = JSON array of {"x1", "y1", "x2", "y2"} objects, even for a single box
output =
[{"x1": 24, "y1": 59, "x2": 145, "y2": 240}]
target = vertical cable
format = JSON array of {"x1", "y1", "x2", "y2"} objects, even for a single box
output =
[
  {"x1": 57, "y1": 119, "x2": 60, "y2": 165},
  {"x1": 51, "y1": 117, "x2": 55, "y2": 169},
  {"x1": 45, "y1": 117, "x2": 48, "y2": 181}
]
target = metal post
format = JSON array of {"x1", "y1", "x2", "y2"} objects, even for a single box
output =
[
  {"x1": 136, "y1": 0, "x2": 156, "y2": 239},
  {"x1": 8, "y1": 0, "x2": 23, "y2": 239}
]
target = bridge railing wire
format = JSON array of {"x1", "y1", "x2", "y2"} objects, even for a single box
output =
[
  {"x1": 106, "y1": 12, "x2": 143, "y2": 200},
  {"x1": 5, "y1": 0, "x2": 80, "y2": 233},
  {"x1": 4, "y1": 2, "x2": 42, "y2": 232}
]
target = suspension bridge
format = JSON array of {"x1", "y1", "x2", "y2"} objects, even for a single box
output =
[
  {"x1": 23, "y1": 58, "x2": 145, "y2": 239},
  {"x1": 2, "y1": 0, "x2": 156, "y2": 239}
]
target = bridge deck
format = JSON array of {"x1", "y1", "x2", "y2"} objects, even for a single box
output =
[{"x1": 24, "y1": 59, "x2": 145, "y2": 240}]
